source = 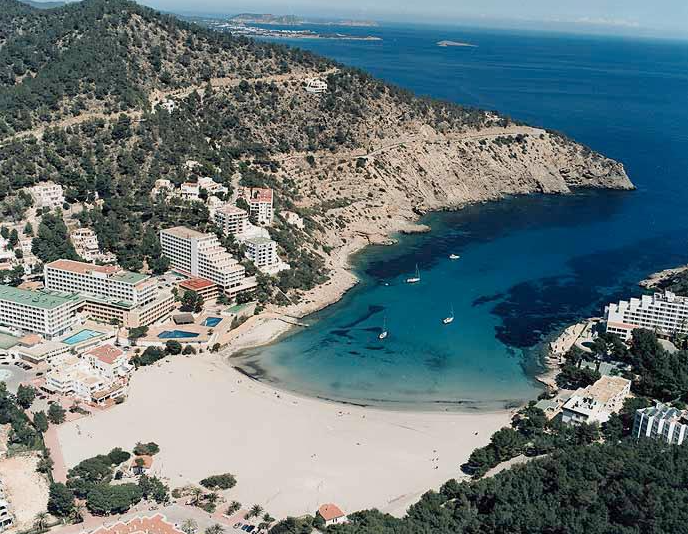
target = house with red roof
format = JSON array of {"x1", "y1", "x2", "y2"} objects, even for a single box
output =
[
  {"x1": 317, "y1": 504, "x2": 348, "y2": 526},
  {"x1": 85, "y1": 344, "x2": 131, "y2": 380}
]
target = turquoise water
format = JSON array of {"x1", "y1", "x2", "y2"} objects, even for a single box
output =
[
  {"x1": 202, "y1": 317, "x2": 223, "y2": 327},
  {"x1": 62, "y1": 329, "x2": 101, "y2": 345},
  {"x1": 234, "y1": 27, "x2": 688, "y2": 409},
  {"x1": 159, "y1": 330, "x2": 200, "y2": 339}
]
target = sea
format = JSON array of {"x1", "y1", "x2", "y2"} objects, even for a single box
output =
[{"x1": 233, "y1": 23, "x2": 688, "y2": 410}]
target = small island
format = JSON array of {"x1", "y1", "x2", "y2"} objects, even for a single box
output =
[{"x1": 437, "y1": 40, "x2": 477, "y2": 47}]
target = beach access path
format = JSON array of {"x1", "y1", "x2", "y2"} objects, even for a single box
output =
[{"x1": 56, "y1": 354, "x2": 511, "y2": 519}]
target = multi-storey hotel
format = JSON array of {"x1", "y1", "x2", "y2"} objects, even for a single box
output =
[
  {"x1": 160, "y1": 226, "x2": 257, "y2": 297},
  {"x1": 44, "y1": 260, "x2": 173, "y2": 328},
  {"x1": 29, "y1": 181, "x2": 65, "y2": 209},
  {"x1": 633, "y1": 402, "x2": 688, "y2": 445},
  {"x1": 605, "y1": 291, "x2": 688, "y2": 340},
  {"x1": 241, "y1": 187, "x2": 274, "y2": 225},
  {"x1": 0, "y1": 285, "x2": 84, "y2": 338},
  {"x1": 214, "y1": 205, "x2": 249, "y2": 237},
  {"x1": 245, "y1": 237, "x2": 278, "y2": 268}
]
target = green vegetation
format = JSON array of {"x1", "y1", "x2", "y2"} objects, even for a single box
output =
[
  {"x1": 133, "y1": 441, "x2": 160, "y2": 456},
  {"x1": 31, "y1": 212, "x2": 80, "y2": 263},
  {"x1": 47, "y1": 482, "x2": 75, "y2": 518},
  {"x1": 324, "y1": 440, "x2": 688, "y2": 534},
  {"x1": 0, "y1": 382, "x2": 44, "y2": 452},
  {"x1": 199, "y1": 473, "x2": 237, "y2": 490},
  {"x1": 47, "y1": 402, "x2": 66, "y2": 424},
  {"x1": 180, "y1": 289, "x2": 203, "y2": 313}
]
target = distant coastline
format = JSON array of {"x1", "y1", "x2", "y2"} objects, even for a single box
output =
[
  {"x1": 202, "y1": 19, "x2": 382, "y2": 41},
  {"x1": 437, "y1": 40, "x2": 477, "y2": 47}
]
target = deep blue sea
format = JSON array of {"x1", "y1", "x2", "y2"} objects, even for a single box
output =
[{"x1": 235, "y1": 25, "x2": 688, "y2": 410}]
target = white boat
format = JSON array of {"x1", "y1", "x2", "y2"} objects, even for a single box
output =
[
  {"x1": 406, "y1": 264, "x2": 421, "y2": 284},
  {"x1": 378, "y1": 317, "x2": 388, "y2": 340},
  {"x1": 443, "y1": 304, "x2": 455, "y2": 325},
  {"x1": 449, "y1": 254, "x2": 461, "y2": 260}
]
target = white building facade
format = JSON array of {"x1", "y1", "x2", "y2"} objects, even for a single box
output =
[
  {"x1": 160, "y1": 227, "x2": 256, "y2": 296},
  {"x1": 561, "y1": 375, "x2": 631, "y2": 425},
  {"x1": 241, "y1": 188, "x2": 274, "y2": 225},
  {"x1": 214, "y1": 205, "x2": 249, "y2": 237},
  {"x1": 633, "y1": 402, "x2": 688, "y2": 445},
  {"x1": 30, "y1": 182, "x2": 65, "y2": 209},
  {"x1": 605, "y1": 291, "x2": 688, "y2": 340}
]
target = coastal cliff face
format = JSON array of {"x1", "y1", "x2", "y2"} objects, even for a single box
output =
[{"x1": 279, "y1": 122, "x2": 632, "y2": 249}]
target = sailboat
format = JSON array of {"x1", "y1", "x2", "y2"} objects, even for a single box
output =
[
  {"x1": 449, "y1": 254, "x2": 460, "y2": 260},
  {"x1": 443, "y1": 303, "x2": 455, "y2": 325},
  {"x1": 406, "y1": 264, "x2": 421, "y2": 284},
  {"x1": 378, "y1": 316, "x2": 388, "y2": 340}
]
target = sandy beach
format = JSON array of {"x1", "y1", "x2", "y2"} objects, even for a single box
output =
[{"x1": 56, "y1": 354, "x2": 511, "y2": 519}]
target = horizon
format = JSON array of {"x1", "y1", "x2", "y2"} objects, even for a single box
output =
[{"x1": 29, "y1": 0, "x2": 688, "y2": 41}]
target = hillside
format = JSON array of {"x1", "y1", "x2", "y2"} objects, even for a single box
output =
[{"x1": 0, "y1": 0, "x2": 633, "y2": 303}]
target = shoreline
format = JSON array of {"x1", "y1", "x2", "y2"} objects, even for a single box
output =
[{"x1": 56, "y1": 353, "x2": 513, "y2": 518}]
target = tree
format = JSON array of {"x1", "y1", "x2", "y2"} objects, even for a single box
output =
[
  {"x1": 70, "y1": 502, "x2": 86, "y2": 524},
  {"x1": 226, "y1": 501, "x2": 242, "y2": 516},
  {"x1": 48, "y1": 483, "x2": 75, "y2": 518},
  {"x1": 32, "y1": 212, "x2": 80, "y2": 263},
  {"x1": 128, "y1": 326, "x2": 148, "y2": 345},
  {"x1": 107, "y1": 447, "x2": 131, "y2": 465},
  {"x1": 165, "y1": 340, "x2": 182, "y2": 355},
  {"x1": 133, "y1": 441, "x2": 160, "y2": 456},
  {"x1": 85, "y1": 483, "x2": 142, "y2": 515},
  {"x1": 200, "y1": 473, "x2": 237, "y2": 490},
  {"x1": 189, "y1": 486, "x2": 204, "y2": 506},
  {"x1": 181, "y1": 519, "x2": 198, "y2": 534},
  {"x1": 34, "y1": 511, "x2": 50, "y2": 532},
  {"x1": 33, "y1": 411, "x2": 49, "y2": 433},
  {"x1": 48, "y1": 403, "x2": 67, "y2": 424},
  {"x1": 249, "y1": 504, "x2": 263, "y2": 519},
  {"x1": 180, "y1": 290, "x2": 204, "y2": 313},
  {"x1": 138, "y1": 475, "x2": 169, "y2": 503},
  {"x1": 205, "y1": 524, "x2": 224, "y2": 534},
  {"x1": 16, "y1": 384, "x2": 36, "y2": 409},
  {"x1": 183, "y1": 345, "x2": 197, "y2": 355}
]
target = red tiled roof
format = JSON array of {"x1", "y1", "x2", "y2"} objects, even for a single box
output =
[
  {"x1": 246, "y1": 187, "x2": 272, "y2": 202},
  {"x1": 18, "y1": 334, "x2": 42, "y2": 347},
  {"x1": 179, "y1": 277, "x2": 216, "y2": 291},
  {"x1": 318, "y1": 504, "x2": 345, "y2": 521},
  {"x1": 607, "y1": 321, "x2": 638, "y2": 330},
  {"x1": 86, "y1": 344, "x2": 124, "y2": 365},
  {"x1": 88, "y1": 514, "x2": 182, "y2": 534},
  {"x1": 130, "y1": 455, "x2": 154, "y2": 469}
]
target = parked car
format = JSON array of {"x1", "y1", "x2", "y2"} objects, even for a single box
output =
[{"x1": 233, "y1": 524, "x2": 242, "y2": 530}]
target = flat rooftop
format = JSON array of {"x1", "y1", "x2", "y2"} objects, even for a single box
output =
[
  {"x1": 47, "y1": 259, "x2": 119, "y2": 276},
  {"x1": 111, "y1": 271, "x2": 149, "y2": 285},
  {"x1": 246, "y1": 237, "x2": 274, "y2": 246},
  {"x1": 0, "y1": 285, "x2": 83, "y2": 310},
  {"x1": 161, "y1": 226, "x2": 208, "y2": 240},
  {"x1": 179, "y1": 277, "x2": 216, "y2": 291}
]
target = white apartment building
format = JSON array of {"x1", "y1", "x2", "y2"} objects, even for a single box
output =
[
  {"x1": 245, "y1": 237, "x2": 278, "y2": 268},
  {"x1": 29, "y1": 182, "x2": 65, "y2": 209},
  {"x1": 160, "y1": 226, "x2": 257, "y2": 296},
  {"x1": 214, "y1": 205, "x2": 249, "y2": 237},
  {"x1": 151, "y1": 179, "x2": 173, "y2": 198},
  {"x1": 561, "y1": 375, "x2": 631, "y2": 425},
  {"x1": 605, "y1": 291, "x2": 688, "y2": 340},
  {"x1": 633, "y1": 402, "x2": 688, "y2": 445},
  {"x1": 0, "y1": 285, "x2": 83, "y2": 339},
  {"x1": 0, "y1": 499, "x2": 12, "y2": 530},
  {"x1": 180, "y1": 182, "x2": 200, "y2": 201},
  {"x1": 44, "y1": 355, "x2": 109, "y2": 401},
  {"x1": 305, "y1": 78, "x2": 328, "y2": 94},
  {"x1": 85, "y1": 344, "x2": 131, "y2": 380},
  {"x1": 241, "y1": 187, "x2": 274, "y2": 225},
  {"x1": 71, "y1": 228, "x2": 101, "y2": 261},
  {"x1": 45, "y1": 260, "x2": 156, "y2": 307},
  {"x1": 198, "y1": 177, "x2": 228, "y2": 196}
]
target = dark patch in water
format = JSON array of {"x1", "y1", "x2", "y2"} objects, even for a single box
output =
[
  {"x1": 330, "y1": 329, "x2": 352, "y2": 338},
  {"x1": 365, "y1": 345, "x2": 385, "y2": 351},
  {"x1": 472, "y1": 293, "x2": 504, "y2": 307},
  {"x1": 339, "y1": 304, "x2": 385, "y2": 329},
  {"x1": 348, "y1": 351, "x2": 362, "y2": 356}
]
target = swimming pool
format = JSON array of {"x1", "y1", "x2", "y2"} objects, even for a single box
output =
[
  {"x1": 63, "y1": 329, "x2": 102, "y2": 345},
  {"x1": 159, "y1": 330, "x2": 200, "y2": 339},
  {"x1": 202, "y1": 317, "x2": 222, "y2": 327}
]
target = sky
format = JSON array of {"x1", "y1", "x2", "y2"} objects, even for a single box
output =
[{"x1": 140, "y1": 0, "x2": 688, "y2": 38}]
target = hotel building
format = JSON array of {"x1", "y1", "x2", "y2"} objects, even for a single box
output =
[
  {"x1": 29, "y1": 181, "x2": 65, "y2": 209},
  {"x1": 605, "y1": 291, "x2": 688, "y2": 340},
  {"x1": 0, "y1": 285, "x2": 83, "y2": 339},
  {"x1": 44, "y1": 260, "x2": 173, "y2": 328},
  {"x1": 561, "y1": 375, "x2": 631, "y2": 425},
  {"x1": 214, "y1": 205, "x2": 249, "y2": 237},
  {"x1": 633, "y1": 402, "x2": 688, "y2": 445},
  {"x1": 245, "y1": 237, "x2": 278, "y2": 268},
  {"x1": 241, "y1": 187, "x2": 274, "y2": 225},
  {"x1": 160, "y1": 226, "x2": 257, "y2": 297}
]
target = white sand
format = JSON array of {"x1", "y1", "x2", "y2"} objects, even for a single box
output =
[{"x1": 57, "y1": 355, "x2": 510, "y2": 519}]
